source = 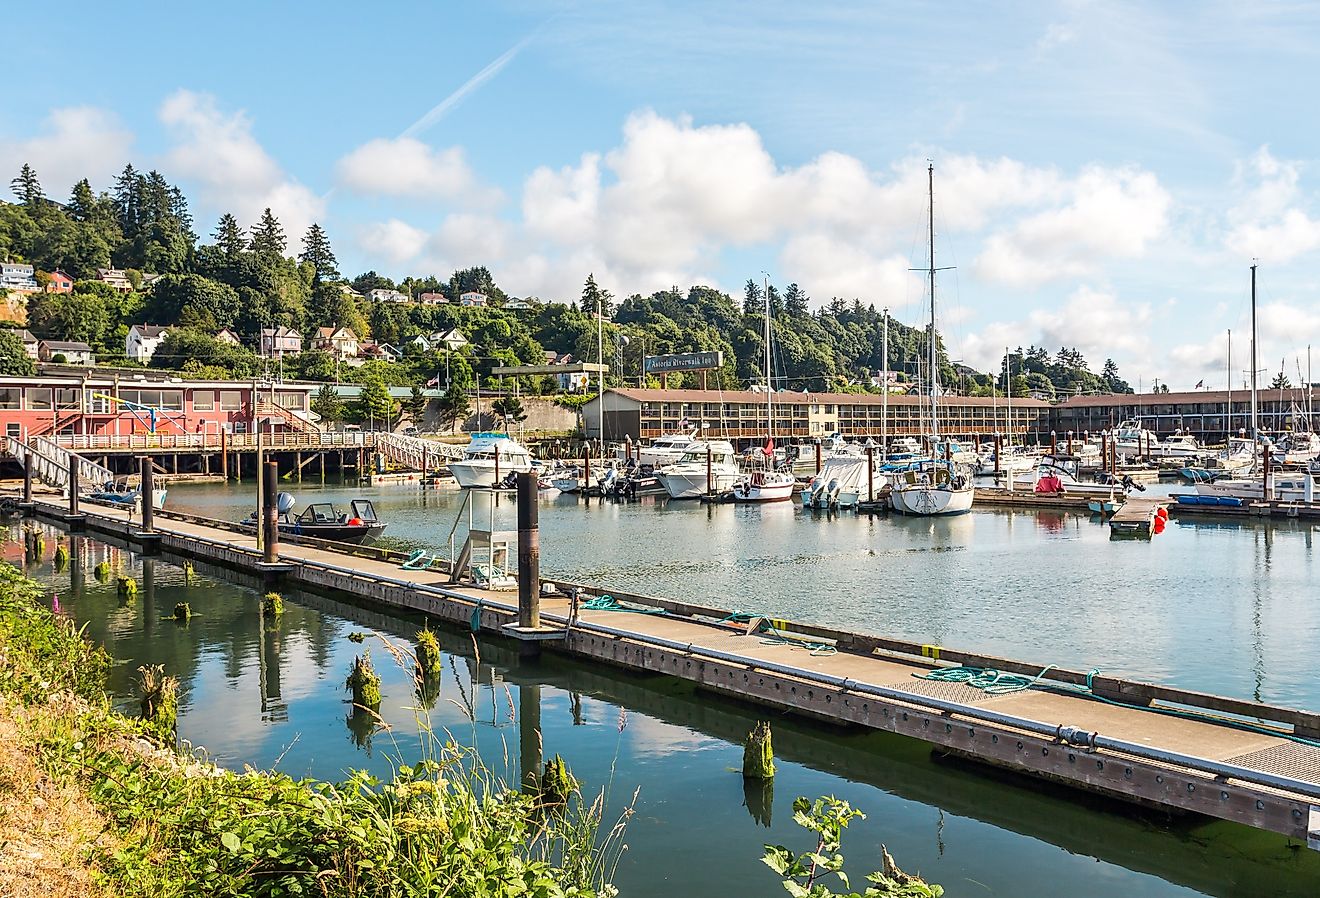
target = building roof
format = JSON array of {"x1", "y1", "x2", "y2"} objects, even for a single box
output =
[
  {"x1": 130, "y1": 324, "x2": 170, "y2": 338},
  {"x1": 16, "y1": 329, "x2": 36, "y2": 343},
  {"x1": 49, "y1": 269, "x2": 72, "y2": 280},
  {"x1": 1055, "y1": 389, "x2": 1299, "y2": 408},
  {"x1": 601, "y1": 388, "x2": 1052, "y2": 408},
  {"x1": 261, "y1": 326, "x2": 302, "y2": 338},
  {"x1": 40, "y1": 340, "x2": 93, "y2": 352}
]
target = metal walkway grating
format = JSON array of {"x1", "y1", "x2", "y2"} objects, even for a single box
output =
[
  {"x1": 1225, "y1": 741, "x2": 1320, "y2": 785},
  {"x1": 881, "y1": 677, "x2": 1020, "y2": 706}
]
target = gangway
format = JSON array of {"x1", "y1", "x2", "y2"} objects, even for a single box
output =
[
  {"x1": 5, "y1": 435, "x2": 115, "y2": 494},
  {"x1": 375, "y1": 432, "x2": 464, "y2": 471}
]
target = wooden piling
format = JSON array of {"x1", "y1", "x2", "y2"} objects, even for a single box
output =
[
  {"x1": 67, "y1": 457, "x2": 80, "y2": 517},
  {"x1": 866, "y1": 445, "x2": 874, "y2": 502},
  {"x1": 263, "y1": 460, "x2": 279, "y2": 564},
  {"x1": 140, "y1": 456, "x2": 154, "y2": 533},
  {"x1": 994, "y1": 434, "x2": 1002, "y2": 476},
  {"x1": 21, "y1": 451, "x2": 32, "y2": 504},
  {"x1": 706, "y1": 444, "x2": 713, "y2": 495},
  {"x1": 815, "y1": 441, "x2": 822, "y2": 475},
  {"x1": 517, "y1": 471, "x2": 540, "y2": 634}
]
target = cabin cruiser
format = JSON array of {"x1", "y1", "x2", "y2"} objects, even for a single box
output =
[
  {"x1": 1193, "y1": 470, "x2": 1318, "y2": 501},
  {"x1": 1148, "y1": 432, "x2": 1204, "y2": 459},
  {"x1": 731, "y1": 467, "x2": 796, "y2": 503},
  {"x1": 241, "y1": 493, "x2": 386, "y2": 543},
  {"x1": 1010, "y1": 454, "x2": 1138, "y2": 498},
  {"x1": 976, "y1": 443, "x2": 1037, "y2": 475},
  {"x1": 1206, "y1": 437, "x2": 1256, "y2": 472},
  {"x1": 628, "y1": 431, "x2": 699, "y2": 469},
  {"x1": 656, "y1": 440, "x2": 740, "y2": 499},
  {"x1": 1274, "y1": 431, "x2": 1320, "y2": 466},
  {"x1": 1113, "y1": 418, "x2": 1159, "y2": 459},
  {"x1": 88, "y1": 479, "x2": 167, "y2": 511},
  {"x1": 889, "y1": 436, "x2": 922, "y2": 457},
  {"x1": 447, "y1": 432, "x2": 535, "y2": 488}
]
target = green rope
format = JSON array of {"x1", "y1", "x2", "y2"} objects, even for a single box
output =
[
  {"x1": 470, "y1": 599, "x2": 482, "y2": 633},
  {"x1": 722, "y1": 611, "x2": 837, "y2": 656},
  {"x1": 916, "y1": 665, "x2": 1320, "y2": 748},
  {"x1": 580, "y1": 595, "x2": 666, "y2": 615}
]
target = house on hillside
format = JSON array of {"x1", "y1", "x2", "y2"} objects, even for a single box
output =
[
  {"x1": 357, "y1": 342, "x2": 403, "y2": 364},
  {"x1": 0, "y1": 262, "x2": 38, "y2": 294},
  {"x1": 45, "y1": 269, "x2": 73, "y2": 293},
  {"x1": 432, "y1": 328, "x2": 468, "y2": 351},
  {"x1": 126, "y1": 324, "x2": 170, "y2": 363},
  {"x1": 369, "y1": 288, "x2": 409, "y2": 304},
  {"x1": 458, "y1": 291, "x2": 488, "y2": 307},
  {"x1": 417, "y1": 291, "x2": 447, "y2": 305},
  {"x1": 549, "y1": 352, "x2": 591, "y2": 392},
  {"x1": 259, "y1": 326, "x2": 303, "y2": 359},
  {"x1": 504, "y1": 298, "x2": 531, "y2": 310},
  {"x1": 38, "y1": 340, "x2": 95, "y2": 365},
  {"x1": 312, "y1": 326, "x2": 359, "y2": 360},
  {"x1": 16, "y1": 329, "x2": 39, "y2": 360},
  {"x1": 408, "y1": 334, "x2": 432, "y2": 352},
  {"x1": 215, "y1": 328, "x2": 242, "y2": 347},
  {"x1": 340, "y1": 285, "x2": 364, "y2": 299},
  {"x1": 96, "y1": 269, "x2": 134, "y2": 293}
]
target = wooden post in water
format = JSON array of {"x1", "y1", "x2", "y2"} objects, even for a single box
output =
[
  {"x1": 67, "y1": 456, "x2": 80, "y2": 517},
  {"x1": 1100, "y1": 433, "x2": 1107, "y2": 475},
  {"x1": 263, "y1": 460, "x2": 279, "y2": 564},
  {"x1": 706, "y1": 444, "x2": 713, "y2": 495},
  {"x1": 1263, "y1": 443, "x2": 1272, "y2": 501},
  {"x1": 517, "y1": 471, "x2": 541, "y2": 633},
  {"x1": 814, "y1": 441, "x2": 822, "y2": 475},
  {"x1": 140, "y1": 456, "x2": 154, "y2": 533},
  {"x1": 519, "y1": 683, "x2": 543, "y2": 793},
  {"x1": 994, "y1": 435, "x2": 1002, "y2": 476},
  {"x1": 583, "y1": 443, "x2": 589, "y2": 485},
  {"x1": 493, "y1": 448, "x2": 501, "y2": 487},
  {"x1": 866, "y1": 445, "x2": 874, "y2": 502},
  {"x1": 21, "y1": 450, "x2": 32, "y2": 504},
  {"x1": 220, "y1": 430, "x2": 228, "y2": 479},
  {"x1": 1050, "y1": 432, "x2": 1057, "y2": 455}
]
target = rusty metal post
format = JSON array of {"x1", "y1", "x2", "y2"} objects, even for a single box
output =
[
  {"x1": 517, "y1": 471, "x2": 540, "y2": 631},
  {"x1": 263, "y1": 460, "x2": 279, "y2": 563},
  {"x1": 815, "y1": 441, "x2": 822, "y2": 475},
  {"x1": 1050, "y1": 431, "x2": 1057, "y2": 455},
  {"x1": 140, "y1": 456, "x2": 154, "y2": 533},
  {"x1": 21, "y1": 451, "x2": 32, "y2": 504}
]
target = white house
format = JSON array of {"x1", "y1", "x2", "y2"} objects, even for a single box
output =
[
  {"x1": 504, "y1": 298, "x2": 531, "y2": 310},
  {"x1": 432, "y1": 328, "x2": 468, "y2": 351},
  {"x1": 417, "y1": 291, "x2": 448, "y2": 305},
  {"x1": 126, "y1": 324, "x2": 170, "y2": 363},
  {"x1": 549, "y1": 352, "x2": 591, "y2": 392},
  {"x1": 38, "y1": 340, "x2": 95, "y2": 365},
  {"x1": 408, "y1": 334, "x2": 432, "y2": 352},
  {"x1": 458, "y1": 291, "x2": 488, "y2": 307},
  {"x1": 369, "y1": 288, "x2": 409, "y2": 304},
  {"x1": 312, "y1": 326, "x2": 359, "y2": 360},
  {"x1": 15, "y1": 329, "x2": 39, "y2": 360},
  {"x1": 96, "y1": 268, "x2": 134, "y2": 293},
  {"x1": 215, "y1": 328, "x2": 242, "y2": 347},
  {"x1": 0, "y1": 262, "x2": 38, "y2": 293},
  {"x1": 260, "y1": 327, "x2": 303, "y2": 358}
]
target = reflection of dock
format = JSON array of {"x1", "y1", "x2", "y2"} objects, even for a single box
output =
[{"x1": 15, "y1": 489, "x2": 1320, "y2": 851}]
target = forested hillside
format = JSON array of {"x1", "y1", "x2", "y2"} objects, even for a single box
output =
[{"x1": 1, "y1": 162, "x2": 1132, "y2": 398}]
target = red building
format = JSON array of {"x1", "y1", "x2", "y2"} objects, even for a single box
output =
[
  {"x1": 0, "y1": 373, "x2": 320, "y2": 443},
  {"x1": 44, "y1": 269, "x2": 73, "y2": 293}
]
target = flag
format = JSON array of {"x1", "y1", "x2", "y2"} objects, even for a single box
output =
[
  {"x1": 762, "y1": 437, "x2": 775, "y2": 457},
  {"x1": 426, "y1": 376, "x2": 439, "y2": 388},
  {"x1": 677, "y1": 416, "x2": 689, "y2": 428},
  {"x1": 1195, "y1": 379, "x2": 1204, "y2": 389}
]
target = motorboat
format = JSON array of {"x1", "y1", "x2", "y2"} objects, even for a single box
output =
[
  {"x1": 1274, "y1": 431, "x2": 1320, "y2": 466},
  {"x1": 241, "y1": 493, "x2": 386, "y2": 543},
  {"x1": 1192, "y1": 471, "x2": 1317, "y2": 502},
  {"x1": 551, "y1": 464, "x2": 610, "y2": 494},
  {"x1": 802, "y1": 454, "x2": 875, "y2": 509},
  {"x1": 88, "y1": 479, "x2": 167, "y2": 511},
  {"x1": 631, "y1": 431, "x2": 699, "y2": 469},
  {"x1": 1113, "y1": 418, "x2": 1159, "y2": 459},
  {"x1": 1207, "y1": 437, "x2": 1256, "y2": 472},
  {"x1": 889, "y1": 436, "x2": 922, "y2": 457},
  {"x1": 656, "y1": 440, "x2": 740, "y2": 499},
  {"x1": 1148, "y1": 432, "x2": 1204, "y2": 459},
  {"x1": 447, "y1": 432, "x2": 535, "y2": 488},
  {"x1": 1010, "y1": 455, "x2": 1137, "y2": 498},
  {"x1": 976, "y1": 443, "x2": 1037, "y2": 475},
  {"x1": 730, "y1": 468, "x2": 796, "y2": 503}
]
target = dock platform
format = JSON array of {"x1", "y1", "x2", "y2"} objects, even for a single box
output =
[
  {"x1": 11, "y1": 491, "x2": 1320, "y2": 850},
  {"x1": 1108, "y1": 497, "x2": 1167, "y2": 537}
]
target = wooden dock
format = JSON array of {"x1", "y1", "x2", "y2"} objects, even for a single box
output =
[
  {"x1": 973, "y1": 488, "x2": 1093, "y2": 511},
  {"x1": 1108, "y1": 497, "x2": 1168, "y2": 537},
  {"x1": 10, "y1": 489, "x2": 1320, "y2": 850}
]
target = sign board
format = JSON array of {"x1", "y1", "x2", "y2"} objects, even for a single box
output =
[{"x1": 643, "y1": 351, "x2": 723, "y2": 374}]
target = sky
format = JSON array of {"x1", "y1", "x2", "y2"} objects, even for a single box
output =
[{"x1": 4, "y1": 0, "x2": 1320, "y2": 389}]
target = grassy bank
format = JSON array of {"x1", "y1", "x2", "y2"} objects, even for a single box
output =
[{"x1": 0, "y1": 562, "x2": 626, "y2": 897}]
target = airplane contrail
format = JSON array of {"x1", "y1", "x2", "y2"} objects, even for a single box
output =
[{"x1": 400, "y1": 36, "x2": 532, "y2": 139}]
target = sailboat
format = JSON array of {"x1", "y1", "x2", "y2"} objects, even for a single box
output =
[
  {"x1": 889, "y1": 163, "x2": 975, "y2": 516},
  {"x1": 732, "y1": 277, "x2": 796, "y2": 502}
]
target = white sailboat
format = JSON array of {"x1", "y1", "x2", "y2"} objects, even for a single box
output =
[
  {"x1": 890, "y1": 163, "x2": 974, "y2": 516},
  {"x1": 732, "y1": 276, "x2": 796, "y2": 503}
]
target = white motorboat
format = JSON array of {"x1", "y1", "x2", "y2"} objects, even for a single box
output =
[
  {"x1": 889, "y1": 436, "x2": 922, "y2": 457},
  {"x1": 802, "y1": 455, "x2": 875, "y2": 509},
  {"x1": 550, "y1": 464, "x2": 609, "y2": 494},
  {"x1": 1011, "y1": 459, "x2": 1131, "y2": 498},
  {"x1": 887, "y1": 164, "x2": 974, "y2": 517},
  {"x1": 447, "y1": 432, "x2": 535, "y2": 488},
  {"x1": 1148, "y1": 432, "x2": 1204, "y2": 459},
  {"x1": 631, "y1": 431, "x2": 699, "y2": 469},
  {"x1": 1193, "y1": 471, "x2": 1317, "y2": 501},
  {"x1": 656, "y1": 440, "x2": 740, "y2": 499},
  {"x1": 1274, "y1": 431, "x2": 1320, "y2": 466},
  {"x1": 976, "y1": 443, "x2": 1037, "y2": 475}
]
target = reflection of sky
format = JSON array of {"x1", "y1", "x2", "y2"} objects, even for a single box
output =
[{"x1": 10, "y1": 510, "x2": 1320, "y2": 897}]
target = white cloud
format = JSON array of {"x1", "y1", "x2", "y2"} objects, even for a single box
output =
[
  {"x1": 974, "y1": 167, "x2": 1171, "y2": 287},
  {"x1": 357, "y1": 219, "x2": 428, "y2": 265},
  {"x1": 336, "y1": 138, "x2": 490, "y2": 201},
  {"x1": 428, "y1": 213, "x2": 511, "y2": 269},
  {"x1": 779, "y1": 235, "x2": 918, "y2": 307},
  {"x1": 0, "y1": 107, "x2": 133, "y2": 195},
  {"x1": 159, "y1": 89, "x2": 324, "y2": 241},
  {"x1": 1224, "y1": 146, "x2": 1320, "y2": 263}
]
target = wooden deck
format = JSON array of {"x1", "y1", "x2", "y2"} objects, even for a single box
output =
[
  {"x1": 1108, "y1": 497, "x2": 1167, "y2": 537},
  {"x1": 11, "y1": 489, "x2": 1320, "y2": 850}
]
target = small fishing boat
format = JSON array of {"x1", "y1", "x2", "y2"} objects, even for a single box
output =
[
  {"x1": 88, "y1": 479, "x2": 167, "y2": 511},
  {"x1": 241, "y1": 493, "x2": 386, "y2": 543},
  {"x1": 1087, "y1": 497, "x2": 1120, "y2": 515}
]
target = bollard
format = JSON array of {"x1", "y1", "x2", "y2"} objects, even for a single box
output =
[
  {"x1": 140, "y1": 457, "x2": 154, "y2": 533},
  {"x1": 263, "y1": 460, "x2": 279, "y2": 563},
  {"x1": 67, "y1": 456, "x2": 80, "y2": 517},
  {"x1": 517, "y1": 471, "x2": 540, "y2": 632}
]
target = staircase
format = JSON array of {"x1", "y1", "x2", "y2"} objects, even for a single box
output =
[
  {"x1": 255, "y1": 399, "x2": 322, "y2": 434},
  {"x1": 6, "y1": 436, "x2": 115, "y2": 494},
  {"x1": 375, "y1": 432, "x2": 464, "y2": 471}
]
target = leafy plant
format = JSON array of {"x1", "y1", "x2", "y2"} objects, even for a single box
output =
[{"x1": 764, "y1": 796, "x2": 942, "y2": 898}]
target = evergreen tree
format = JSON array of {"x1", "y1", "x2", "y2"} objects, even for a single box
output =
[
  {"x1": 767, "y1": 284, "x2": 784, "y2": 317},
  {"x1": 213, "y1": 214, "x2": 246, "y2": 258},
  {"x1": 249, "y1": 208, "x2": 286, "y2": 258},
  {"x1": 0, "y1": 330, "x2": 36, "y2": 375},
  {"x1": 299, "y1": 223, "x2": 339, "y2": 284},
  {"x1": 113, "y1": 164, "x2": 142, "y2": 236},
  {"x1": 784, "y1": 282, "x2": 809, "y2": 317},
  {"x1": 405, "y1": 385, "x2": 428, "y2": 425},
  {"x1": 10, "y1": 164, "x2": 42, "y2": 207},
  {"x1": 311, "y1": 383, "x2": 345, "y2": 423},
  {"x1": 437, "y1": 382, "x2": 469, "y2": 433},
  {"x1": 581, "y1": 273, "x2": 613, "y2": 318},
  {"x1": 68, "y1": 179, "x2": 96, "y2": 222},
  {"x1": 1270, "y1": 371, "x2": 1292, "y2": 390},
  {"x1": 743, "y1": 279, "x2": 763, "y2": 315}
]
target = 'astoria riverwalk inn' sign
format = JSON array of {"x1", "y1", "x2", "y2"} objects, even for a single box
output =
[{"x1": 642, "y1": 351, "x2": 723, "y2": 374}]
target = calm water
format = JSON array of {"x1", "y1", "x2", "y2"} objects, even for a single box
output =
[{"x1": 6, "y1": 482, "x2": 1320, "y2": 897}]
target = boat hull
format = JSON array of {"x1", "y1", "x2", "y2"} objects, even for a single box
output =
[
  {"x1": 449, "y1": 460, "x2": 534, "y2": 489},
  {"x1": 889, "y1": 485, "x2": 974, "y2": 516},
  {"x1": 657, "y1": 469, "x2": 740, "y2": 499},
  {"x1": 730, "y1": 476, "x2": 796, "y2": 503}
]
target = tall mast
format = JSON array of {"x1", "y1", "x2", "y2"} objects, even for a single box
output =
[
  {"x1": 928, "y1": 162, "x2": 939, "y2": 442},
  {"x1": 1005, "y1": 347, "x2": 1012, "y2": 442},
  {"x1": 1250, "y1": 264, "x2": 1259, "y2": 449},
  {"x1": 882, "y1": 307, "x2": 889, "y2": 459},
  {"x1": 1226, "y1": 329, "x2": 1232, "y2": 439},
  {"x1": 763, "y1": 273, "x2": 773, "y2": 446},
  {"x1": 597, "y1": 286, "x2": 605, "y2": 445}
]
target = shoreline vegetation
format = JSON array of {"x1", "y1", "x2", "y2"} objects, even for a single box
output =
[{"x1": 0, "y1": 561, "x2": 630, "y2": 897}]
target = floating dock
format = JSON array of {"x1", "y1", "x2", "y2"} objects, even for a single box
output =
[{"x1": 10, "y1": 488, "x2": 1320, "y2": 850}]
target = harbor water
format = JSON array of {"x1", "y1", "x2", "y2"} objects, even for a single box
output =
[{"x1": 6, "y1": 480, "x2": 1320, "y2": 897}]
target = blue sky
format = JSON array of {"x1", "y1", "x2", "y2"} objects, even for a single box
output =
[{"x1": 5, "y1": 1, "x2": 1320, "y2": 388}]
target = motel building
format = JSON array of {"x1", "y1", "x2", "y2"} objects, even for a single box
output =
[
  {"x1": 582, "y1": 388, "x2": 1052, "y2": 444},
  {"x1": 0, "y1": 372, "x2": 321, "y2": 445}
]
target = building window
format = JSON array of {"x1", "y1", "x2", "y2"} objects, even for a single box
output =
[
  {"x1": 220, "y1": 391, "x2": 243, "y2": 411},
  {"x1": 0, "y1": 388, "x2": 19, "y2": 410},
  {"x1": 276, "y1": 391, "x2": 305, "y2": 411},
  {"x1": 193, "y1": 391, "x2": 215, "y2": 411},
  {"x1": 161, "y1": 391, "x2": 184, "y2": 411},
  {"x1": 25, "y1": 387, "x2": 52, "y2": 410},
  {"x1": 55, "y1": 388, "x2": 78, "y2": 409}
]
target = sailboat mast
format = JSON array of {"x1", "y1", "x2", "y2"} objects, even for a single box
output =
[
  {"x1": 597, "y1": 287, "x2": 605, "y2": 445},
  {"x1": 882, "y1": 307, "x2": 889, "y2": 460},
  {"x1": 1250, "y1": 264, "x2": 1259, "y2": 447},
  {"x1": 1005, "y1": 346, "x2": 1012, "y2": 442},
  {"x1": 928, "y1": 162, "x2": 939, "y2": 443},
  {"x1": 1226, "y1": 329, "x2": 1232, "y2": 439},
  {"x1": 763, "y1": 274, "x2": 773, "y2": 445}
]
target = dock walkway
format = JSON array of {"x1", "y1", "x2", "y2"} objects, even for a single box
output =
[{"x1": 13, "y1": 491, "x2": 1320, "y2": 850}]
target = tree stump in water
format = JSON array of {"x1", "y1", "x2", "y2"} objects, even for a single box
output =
[
  {"x1": 345, "y1": 651, "x2": 382, "y2": 709},
  {"x1": 743, "y1": 720, "x2": 775, "y2": 780}
]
